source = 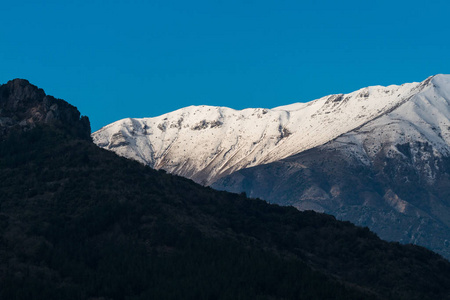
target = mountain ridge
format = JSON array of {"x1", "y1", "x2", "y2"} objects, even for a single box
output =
[{"x1": 93, "y1": 75, "x2": 441, "y2": 185}]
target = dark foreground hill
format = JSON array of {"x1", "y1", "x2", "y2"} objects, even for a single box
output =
[{"x1": 1, "y1": 79, "x2": 450, "y2": 300}]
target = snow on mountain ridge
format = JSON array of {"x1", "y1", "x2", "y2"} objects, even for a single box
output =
[
  {"x1": 327, "y1": 74, "x2": 450, "y2": 180},
  {"x1": 92, "y1": 75, "x2": 448, "y2": 185}
]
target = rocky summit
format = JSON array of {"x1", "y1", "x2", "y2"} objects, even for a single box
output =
[{"x1": 0, "y1": 79, "x2": 90, "y2": 140}]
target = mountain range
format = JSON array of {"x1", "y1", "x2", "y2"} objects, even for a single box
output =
[
  {"x1": 1, "y1": 78, "x2": 450, "y2": 299},
  {"x1": 93, "y1": 75, "x2": 450, "y2": 259}
]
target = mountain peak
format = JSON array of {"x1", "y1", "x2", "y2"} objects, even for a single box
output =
[
  {"x1": 1, "y1": 78, "x2": 46, "y2": 105},
  {"x1": 6, "y1": 78, "x2": 32, "y2": 87},
  {"x1": 0, "y1": 79, "x2": 91, "y2": 140},
  {"x1": 430, "y1": 74, "x2": 450, "y2": 89}
]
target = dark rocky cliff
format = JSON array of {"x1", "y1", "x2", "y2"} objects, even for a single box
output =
[{"x1": 0, "y1": 79, "x2": 90, "y2": 140}]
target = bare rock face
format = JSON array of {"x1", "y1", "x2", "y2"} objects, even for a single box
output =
[{"x1": 0, "y1": 79, "x2": 91, "y2": 139}]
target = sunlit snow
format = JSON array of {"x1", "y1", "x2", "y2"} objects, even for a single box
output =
[{"x1": 92, "y1": 75, "x2": 450, "y2": 185}]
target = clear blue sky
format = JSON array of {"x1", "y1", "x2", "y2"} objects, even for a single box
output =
[{"x1": 1, "y1": 0, "x2": 449, "y2": 131}]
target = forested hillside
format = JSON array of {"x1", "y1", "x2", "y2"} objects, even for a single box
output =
[{"x1": 1, "y1": 79, "x2": 450, "y2": 299}]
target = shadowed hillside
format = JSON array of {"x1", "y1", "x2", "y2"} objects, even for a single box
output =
[{"x1": 1, "y1": 79, "x2": 450, "y2": 300}]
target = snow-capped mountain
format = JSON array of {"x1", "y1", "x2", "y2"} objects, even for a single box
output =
[
  {"x1": 93, "y1": 75, "x2": 444, "y2": 185},
  {"x1": 212, "y1": 74, "x2": 450, "y2": 258},
  {"x1": 93, "y1": 74, "x2": 450, "y2": 259}
]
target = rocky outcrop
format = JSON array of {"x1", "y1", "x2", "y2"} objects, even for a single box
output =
[{"x1": 0, "y1": 79, "x2": 90, "y2": 140}]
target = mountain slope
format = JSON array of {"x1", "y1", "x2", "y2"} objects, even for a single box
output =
[
  {"x1": 213, "y1": 75, "x2": 450, "y2": 258},
  {"x1": 2, "y1": 79, "x2": 450, "y2": 299},
  {"x1": 93, "y1": 77, "x2": 430, "y2": 185},
  {"x1": 93, "y1": 75, "x2": 450, "y2": 259}
]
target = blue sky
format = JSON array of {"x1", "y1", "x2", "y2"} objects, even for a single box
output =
[{"x1": 1, "y1": 0, "x2": 449, "y2": 131}]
